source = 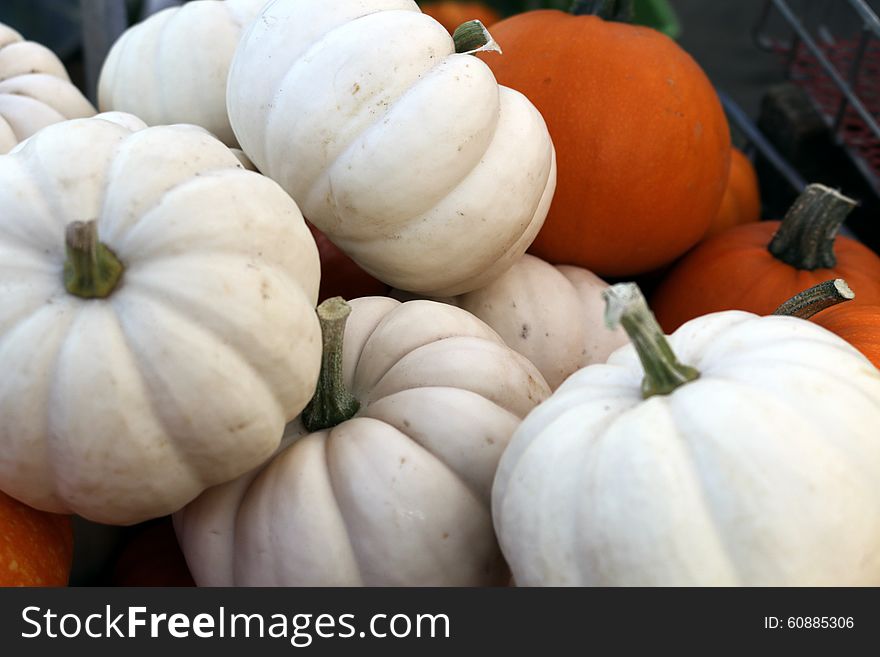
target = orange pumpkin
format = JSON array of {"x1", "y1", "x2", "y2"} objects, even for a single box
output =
[
  {"x1": 420, "y1": 2, "x2": 501, "y2": 33},
  {"x1": 479, "y1": 8, "x2": 731, "y2": 276},
  {"x1": 773, "y1": 279, "x2": 880, "y2": 368},
  {"x1": 706, "y1": 147, "x2": 761, "y2": 238},
  {"x1": 0, "y1": 491, "x2": 73, "y2": 586},
  {"x1": 814, "y1": 305, "x2": 880, "y2": 369},
  {"x1": 652, "y1": 184, "x2": 880, "y2": 332}
]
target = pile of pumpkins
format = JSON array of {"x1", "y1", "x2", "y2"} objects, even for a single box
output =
[{"x1": 1, "y1": 0, "x2": 879, "y2": 588}]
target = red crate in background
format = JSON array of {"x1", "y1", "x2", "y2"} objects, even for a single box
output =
[{"x1": 755, "y1": 0, "x2": 880, "y2": 196}]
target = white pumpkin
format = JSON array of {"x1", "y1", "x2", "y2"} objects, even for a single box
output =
[
  {"x1": 174, "y1": 297, "x2": 551, "y2": 586},
  {"x1": 395, "y1": 254, "x2": 628, "y2": 388},
  {"x1": 227, "y1": 0, "x2": 556, "y2": 296},
  {"x1": 494, "y1": 283, "x2": 880, "y2": 586},
  {"x1": 0, "y1": 112, "x2": 321, "y2": 525},
  {"x1": 98, "y1": 0, "x2": 266, "y2": 147},
  {"x1": 0, "y1": 22, "x2": 95, "y2": 153}
]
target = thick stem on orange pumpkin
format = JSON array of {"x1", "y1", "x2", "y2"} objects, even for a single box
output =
[
  {"x1": 453, "y1": 20, "x2": 501, "y2": 55},
  {"x1": 301, "y1": 297, "x2": 361, "y2": 432},
  {"x1": 773, "y1": 279, "x2": 854, "y2": 319},
  {"x1": 570, "y1": 0, "x2": 634, "y2": 21},
  {"x1": 768, "y1": 184, "x2": 857, "y2": 270},
  {"x1": 603, "y1": 283, "x2": 699, "y2": 398},
  {"x1": 63, "y1": 220, "x2": 124, "y2": 299}
]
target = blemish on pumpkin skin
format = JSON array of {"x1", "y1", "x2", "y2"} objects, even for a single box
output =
[
  {"x1": 442, "y1": 533, "x2": 449, "y2": 540},
  {"x1": 520, "y1": 324, "x2": 530, "y2": 340}
]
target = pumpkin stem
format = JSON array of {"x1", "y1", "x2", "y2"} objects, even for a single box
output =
[
  {"x1": 767, "y1": 184, "x2": 857, "y2": 270},
  {"x1": 603, "y1": 283, "x2": 700, "y2": 399},
  {"x1": 570, "y1": 0, "x2": 634, "y2": 21},
  {"x1": 453, "y1": 20, "x2": 502, "y2": 55},
  {"x1": 773, "y1": 279, "x2": 854, "y2": 319},
  {"x1": 63, "y1": 220, "x2": 124, "y2": 299},
  {"x1": 301, "y1": 297, "x2": 361, "y2": 432}
]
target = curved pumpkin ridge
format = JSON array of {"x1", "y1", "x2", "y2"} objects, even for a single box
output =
[
  {"x1": 351, "y1": 300, "x2": 504, "y2": 393},
  {"x1": 0, "y1": 160, "x2": 62, "y2": 256},
  {"x1": 230, "y1": 0, "x2": 422, "y2": 170},
  {"x1": 0, "y1": 23, "x2": 21, "y2": 48},
  {"x1": 361, "y1": 385, "x2": 519, "y2": 502},
  {"x1": 664, "y1": 375, "x2": 868, "y2": 585},
  {"x1": 99, "y1": 1, "x2": 265, "y2": 147},
  {"x1": 15, "y1": 119, "x2": 127, "y2": 244},
  {"x1": 329, "y1": 93, "x2": 555, "y2": 296},
  {"x1": 0, "y1": 94, "x2": 66, "y2": 142},
  {"x1": 0, "y1": 74, "x2": 94, "y2": 119},
  {"x1": 266, "y1": 11, "x2": 460, "y2": 209},
  {"x1": 230, "y1": 430, "x2": 364, "y2": 586},
  {"x1": 0, "y1": 40, "x2": 70, "y2": 80},
  {"x1": 366, "y1": 335, "x2": 547, "y2": 418},
  {"x1": 104, "y1": 305, "x2": 211, "y2": 495},
  {"x1": 0, "y1": 302, "x2": 77, "y2": 514},
  {"x1": 313, "y1": 55, "x2": 500, "y2": 233},
  {"x1": 46, "y1": 300, "x2": 231, "y2": 524},
  {"x1": 100, "y1": 11, "x2": 173, "y2": 125},
  {"x1": 230, "y1": 0, "x2": 554, "y2": 294},
  {"x1": 0, "y1": 116, "x2": 15, "y2": 151},
  {"x1": 154, "y1": 3, "x2": 242, "y2": 144},
  {"x1": 323, "y1": 417, "x2": 494, "y2": 586},
  {"x1": 99, "y1": 125, "x2": 242, "y2": 244},
  {"x1": 122, "y1": 254, "x2": 316, "y2": 412}
]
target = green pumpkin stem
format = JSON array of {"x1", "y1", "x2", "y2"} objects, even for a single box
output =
[
  {"x1": 772, "y1": 279, "x2": 854, "y2": 319},
  {"x1": 767, "y1": 184, "x2": 857, "y2": 270},
  {"x1": 63, "y1": 220, "x2": 124, "y2": 299},
  {"x1": 570, "y1": 0, "x2": 634, "y2": 21},
  {"x1": 301, "y1": 297, "x2": 361, "y2": 432},
  {"x1": 603, "y1": 283, "x2": 700, "y2": 398},
  {"x1": 453, "y1": 20, "x2": 502, "y2": 55}
]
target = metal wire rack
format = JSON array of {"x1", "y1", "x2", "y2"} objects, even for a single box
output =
[{"x1": 754, "y1": 0, "x2": 880, "y2": 197}]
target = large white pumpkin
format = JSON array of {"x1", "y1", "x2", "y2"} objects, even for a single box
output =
[
  {"x1": 98, "y1": 0, "x2": 266, "y2": 147},
  {"x1": 0, "y1": 22, "x2": 95, "y2": 153},
  {"x1": 395, "y1": 254, "x2": 628, "y2": 388},
  {"x1": 175, "y1": 297, "x2": 551, "y2": 586},
  {"x1": 493, "y1": 283, "x2": 880, "y2": 586},
  {"x1": 227, "y1": 0, "x2": 556, "y2": 296},
  {"x1": 0, "y1": 112, "x2": 321, "y2": 525}
]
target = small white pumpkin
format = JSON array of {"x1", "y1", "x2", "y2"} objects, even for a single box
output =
[
  {"x1": 395, "y1": 254, "x2": 628, "y2": 388},
  {"x1": 98, "y1": 0, "x2": 266, "y2": 147},
  {"x1": 175, "y1": 296, "x2": 551, "y2": 586},
  {"x1": 0, "y1": 22, "x2": 95, "y2": 153},
  {"x1": 0, "y1": 112, "x2": 321, "y2": 525},
  {"x1": 227, "y1": 0, "x2": 556, "y2": 296},
  {"x1": 493, "y1": 283, "x2": 880, "y2": 586}
]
